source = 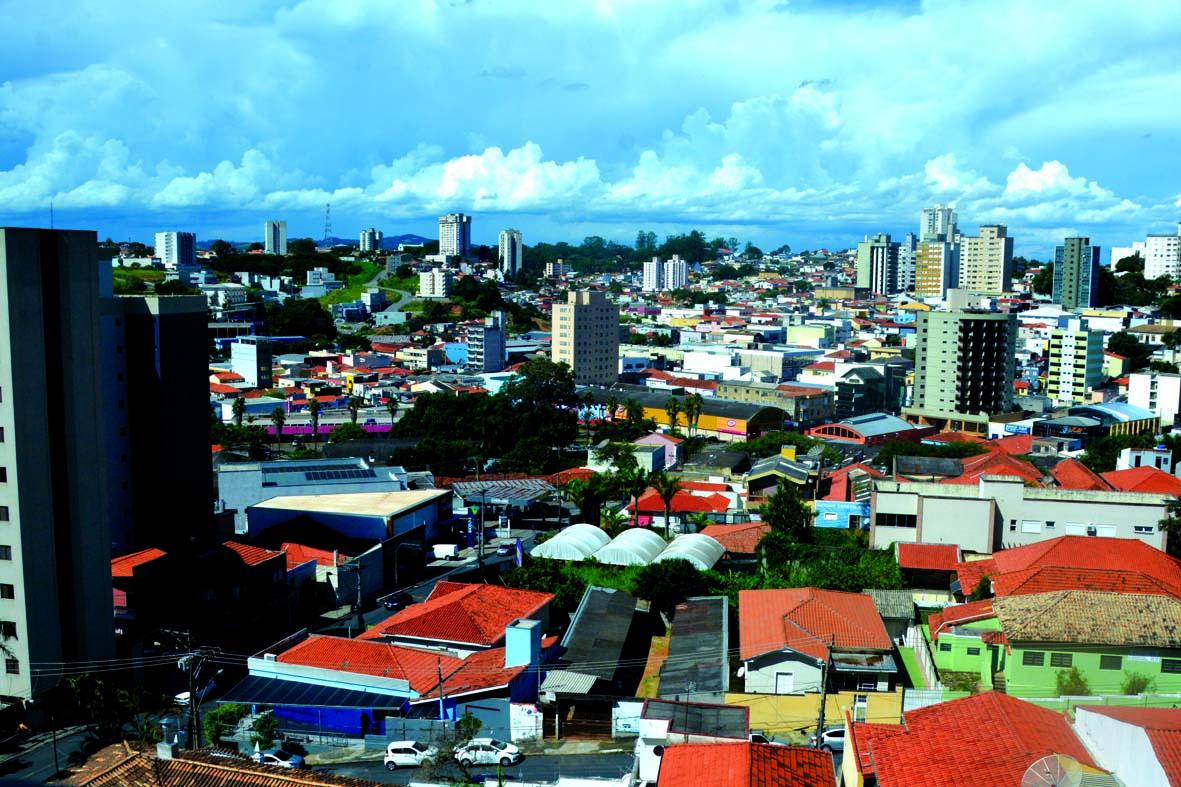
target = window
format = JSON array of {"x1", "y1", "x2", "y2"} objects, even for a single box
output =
[
  {"x1": 1022, "y1": 651, "x2": 1045, "y2": 666},
  {"x1": 4, "y1": 658, "x2": 17, "y2": 675},
  {"x1": 0, "y1": 621, "x2": 15, "y2": 639},
  {"x1": 1045, "y1": 521, "x2": 1055, "y2": 529},
  {"x1": 1135, "y1": 525, "x2": 1155, "y2": 534},
  {"x1": 1100, "y1": 655, "x2": 1122, "y2": 670},
  {"x1": 875, "y1": 513, "x2": 917, "y2": 529},
  {"x1": 1009, "y1": 519, "x2": 1017, "y2": 532},
  {"x1": 967, "y1": 647, "x2": 981, "y2": 656},
  {"x1": 0, "y1": 468, "x2": 5, "y2": 483},
  {"x1": 1021, "y1": 520, "x2": 1042, "y2": 534},
  {"x1": 0, "y1": 507, "x2": 7, "y2": 522},
  {"x1": 1162, "y1": 659, "x2": 1181, "y2": 674},
  {"x1": 939, "y1": 643, "x2": 952, "y2": 652},
  {"x1": 1050, "y1": 653, "x2": 1073, "y2": 668},
  {"x1": 0, "y1": 427, "x2": 4, "y2": 442}
]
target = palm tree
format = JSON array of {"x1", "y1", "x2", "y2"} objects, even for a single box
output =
[
  {"x1": 606, "y1": 395, "x2": 619, "y2": 422},
  {"x1": 385, "y1": 397, "x2": 399, "y2": 429},
  {"x1": 308, "y1": 397, "x2": 322, "y2": 445},
  {"x1": 684, "y1": 393, "x2": 704, "y2": 436},
  {"x1": 593, "y1": 441, "x2": 638, "y2": 471},
  {"x1": 687, "y1": 512, "x2": 713, "y2": 532},
  {"x1": 347, "y1": 396, "x2": 362, "y2": 424},
  {"x1": 665, "y1": 396, "x2": 682, "y2": 433},
  {"x1": 649, "y1": 471, "x2": 683, "y2": 539},
  {"x1": 581, "y1": 390, "x2": 597, "y2": 447},
  {"x1": 270, "y1": 407, "x2": 286, "y2": 450},
  {"x1": 599, "y1": 508, "x2": 628, "y2": 537},
  {"x1": 231, "y1": 397, "x2": 246, "y2": 428},
  {"x1": 563, "y1": 478, "x2": 601, "y2": 526},
  {"x1": 616, "y1": 466, "x2": 649, "y2": 528},
  {"x1": 624, "y1": 398, "x2": 644, "y2": 427}
]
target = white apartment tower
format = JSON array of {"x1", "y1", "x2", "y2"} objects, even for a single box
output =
[
  {"x1": 552, "y1": 290, "x2": 620, "y2": 386},
  {"x1": 958, "y1": 225, "x2": 1014, "y2": 294},
  {"x1": 418, "y1": 268, "x2": 453, "y2": 299},
  {"x1": 498, "y1": 229, "x2": 523, "y2": 278},
  {"x1": 1128, "y1": 371, "x2": 1181, "y2": 427},
  {"x1": 439, "y1": 213, "x2": 472, "y2": 258},
  {"x1": 264, "y1": 220, "x2": 288, "y2": 255},
  {"x1": 1045, "y1": 319, "x2": 1104, "y2": 406},
  {"x1": 360, "y1": 227, "x2": 383, "y2": 252},
  {"x1": 1112, "y1": 223, "x2": 1181, "y2": 280},
  {"x1": 920, "y1": 204, "x2": 958, "y2": 241},
  {"x1": 153, "y1": 231, "x2": 196, "y2": 270},
  {"x1": 663, "y1": 255, "x2": 689, "y2": 291},
  {"x1": 642, "y1": 257, "x2": 663, "y2": 292}
]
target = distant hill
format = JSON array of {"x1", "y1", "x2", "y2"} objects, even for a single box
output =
[
  {"x1": 196, "y1": 233, "x2": 431, "y2": 251},
  {"x1": 381, "y1": 234, "x2": 431, "y2": 249}
]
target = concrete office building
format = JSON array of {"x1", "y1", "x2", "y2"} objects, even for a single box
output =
[
  {"x1": 418, "y1": 268, "x2": 452, "y2": 299},
  {"x1": 663, "y1": 255, "x2": 688, "y2": 290},
  {"x1": 0, "y1": 228, "x2": 117, "y2": 701},
  {"x1": 1128, "y1": 371, "x2": 1181, "y2": 427},
  {"x1": 1111, "y1": 224, "x2": 1181, "y2": 280},
  {"x1": 552, "y1": 290, "x2": 620, "y2": 385},
  {"x1": 498, "y1": 229, "x2": 523, "y2": 279},
  {"x1": 230, "y1": 336, "x2": 273, "y2": 388},
  {"x1": 1053, "y1": 237, "x2": 1101, "y2": 310},
  {"x1": 856, "y1": 233, "x2": 901, "y2": 295},
  {"x1": 1045, "y1": 318, "x2": 1105, "y2": 406},
  {"x1": 897, "y1": 232, "x2": 917, "y2": 292},
  {"x1": 153, "y1": 231, "x2": 196, "y2": 270},
  {"x1": 359, "y1": 227, "x2": 383, "y2": 252},
  {"x1": 920, "y1": 203, "x2": 958, "y2": 241},
  {"x1": 264, "y1": 220, "x2": 287, "y2": 255},
  {"x1": 642, "y1": 257, "x2": 663, "y2": 292},
  {"x1": 958, "y1": 225, "x2": 1013, "y2": 294},
  {"x1": 545, "y1": 260, "x2": 572, "y2": 278},
  {"x1": 439, "y1": 213, "x2": 471, "y2": 258},
  {"x1": 468, "y1": 311, "x2": 507, "y2": 373},
  {"x1": 903, "y1": 310, "x2": 1017, "y2": 433},
  {"x1": 913, "y1": 239, "x2": 960, "y2": 299}
]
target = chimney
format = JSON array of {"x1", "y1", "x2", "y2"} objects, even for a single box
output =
[
  {"x1": 157, "y1": 740, "x2": 178, "y2": 760},
  {"x1": 504, "y1": 618, "x2": 541, "y2": 669}
]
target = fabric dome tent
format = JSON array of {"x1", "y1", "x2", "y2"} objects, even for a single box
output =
[
  {"x1": 530, "y1": 523, "x2": 610, "y2": 561},
  {"x1": 592, "y1": 527, "x2": 668, "y2": 566},
  {"x1": 652, "y1": 533, "x2": 726, "y2": 571}
]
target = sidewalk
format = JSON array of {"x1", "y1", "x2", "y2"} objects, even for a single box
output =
[
  {"x1": 0, "y1": 724, "x2": 88, "y2": 765},
  {"x1": 518, "y1": 738, "x2": 632, "y2": 757}
]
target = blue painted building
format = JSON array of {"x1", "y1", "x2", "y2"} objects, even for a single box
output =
[{"x1": 814, "y1": 499, "x2": 871, "y2": 530}]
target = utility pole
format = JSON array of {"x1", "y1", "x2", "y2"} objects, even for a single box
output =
[
  {"x1": 813, "y1": 636, "x2": 834, "y2": 748},
  {"x1": 437, "y1": 656, "x2": 445, "y2": 720}
]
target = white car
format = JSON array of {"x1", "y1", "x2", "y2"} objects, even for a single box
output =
[
  {"x1": 749, "y1": 733, "x2": 786, "y2": 746},
  {"x1": 254, "y1": 748, "x2": 305, "y2": 769},
  {"x1": 384, "y1": 740, "x2": 437, "y2": 770},
  {"x1": 810, "y1": 727, "x2": 845, "y2": 752},
  {"x1": 453, "y1": 738, "x2": 523, "y2": 767}
]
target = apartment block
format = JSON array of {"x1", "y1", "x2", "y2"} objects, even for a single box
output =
[
  {"x1": 468, "y1": 311, "x2": 507, "y2": 373},
  {"x1": 920, "y1": 203, "x2": 957, "y2": 241},
  {"x1": 439, "y1": 213, "x2": 471, "y2": 258},
  {"x1": 153, "y1": 231, "x2": 196, "y2": 270},
  {"x1": 1053, "y1": 237, "x2": 1101, "y2": 310},
  {"x1": 642, "y1": 257, "x2": 663, "y2": 292},
  {"x1": 418, "y1": 268, "x2": 453, "y2": 299},
  {"x1": 1111, "y1": 223, "x2": 1181, "y2": 280},
  {"x1": 913, "y1": 240, "x2": 960, "y2": 299},
  {"x1": 958, "y1": 225, "x2": 1013, "y2": 293},
  {"x1": 663, "y1": 255, "x2": 689, "y2": 290},
  {"x1": 1128, "y1": 371, "x2": 1181, "y2": 427},
  {"x1": 1045, "y1": 319, "x2": 1104, "y2": 406},
  {"x1": 552, "y1": 290, "x2": 620, "y2": 385},
  {"x1": 855, "y1": 233, "x2": 900, "y2": 295},
  {"x1": 264, "y1": 220, "x2": 287, "y2": 255},
  {"x1": 359, "y1": 227, "x2": 383, "y2": 252}
]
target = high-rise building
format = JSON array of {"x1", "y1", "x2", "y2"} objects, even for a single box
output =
[
  {"x1": 1053, "y1": 237, "x2": 1101, "y2": 310},
  {"x1": 360, "y1": 227, "x2": 383, "y2": 252},
  {"x1": 855, "y1": 233, "x2": 901, "y2": 295},
  {"x1": 663, "y1": 255, "x2": 689, "y2": 290},
  {"x1": 1045, "y1": 318, "x2": 1105, "y2": 406},
  {"x1": 0, "y1": 228, "x2": 117, "y2": 699},
  {"x1": 468, "y1": 311, "x2": 507, "y2": 373},
  {"x1": 1128, "y1": 371, "x2": 1181, "y2": 427},
  {"x1": 153, "y1": 231, "x2": 196, "y2": 270},
  {"x1": 1111, "y1": 223, "x2": 1181, "y2": 280},
  {"x1": 552, "y1": 290, "x2": 620, "y2": 386},
  {"x1": 920, "y1": 204, "x2": 958, "y2": 241},
  {"x1": 230, "y1": 336, "x2": 273, "y2": 388},
  {"x1": 498, "y1": 229, "x2": 523, "y2": 278},
  {"x1": 957, "y1": 225, "x2": 1013, "y2": 294},
  {"x1": 418, "y1": 267, "x2": 453, "y2": 299},
  {"x1": 913, "y1": 240, "x2": 960, "y2": 299},
  {"x1": 264, "y1": 220, "x2": 287, "y2": 255},
  {"x1": 897, "y1": 233, "x2": 917, "y2": 292},
  {"x1": 642, "y1": 257, "x2": 663, "y2": 292},
  {"x1": 439, "y1": 213, "x2": 471, "y2": 258},
  {"x1": 903, "y1": 310, "x2": 1017, "y2": 434}
]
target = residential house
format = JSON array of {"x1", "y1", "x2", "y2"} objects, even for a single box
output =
[
  {"x1": 635, "y1": 432, "x2": 684, "y2": 469},
  {"x1": 1074, "y1": 706, "x2": 1181, "y2": 786},
  {"x1": 745, "y1": 451, "x2": 815, "y2": 504},
  {"x1": 635, "y1": 700, "x2": 750, "y2": 784},
  {"x1": 659, "y1": 596, "x2": 729, "y2": 704},
  {"x1": 543, "y1": 586, "x2": 644, "y2": 696},
  {"x1": 700, "y1": 521, "x2": 770, "y2": 561},
  {"x1": 894, "y1": 542, "x2": 961, "y2": 601},
  {"x1": 656, "y1": 741, "x2": 835, "y2": 787}
]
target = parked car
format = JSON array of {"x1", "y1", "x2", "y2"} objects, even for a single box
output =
[
  {"x1": 810, "y1": 727, "x2": 845, "y2": 752},
  {"x1": 453, "y1": 738, "x2": 523, "y2": 768},
  {"x1": 381, "y1": 592, "x2": 413, "y2": 611},
  {"x1": 254, "y1": 748, "x2": 305, "y2": 769},
  {"x1": 384, "y1": 740, "x2": 437, "y2": 770},
  {"x1": 495, "y1": 543, "x2": 516, "y2": 557},
  {"x1": 749, "y1": 732, "x2": 786, "y2": 746}
]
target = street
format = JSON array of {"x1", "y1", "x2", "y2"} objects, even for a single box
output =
[
  {"x1": 320, "y1": 752, "x2": 635, "y2": 785},
  {"x1": 0, "y1": 728, "x2": 88, "y2": 785}
]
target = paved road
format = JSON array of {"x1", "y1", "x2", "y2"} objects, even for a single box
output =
[
  {"x1": 321, "y1": 752, "x2": 634, "y2": 785},
  {"x1": 0, "y1": 729, "x2": 88, "y2": 784}
]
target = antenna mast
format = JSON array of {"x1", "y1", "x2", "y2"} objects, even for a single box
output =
[{"x1": 323, "y1": 203, "x2": 332, "y2": 245}]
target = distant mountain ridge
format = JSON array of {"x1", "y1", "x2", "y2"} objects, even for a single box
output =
[{"x1": 196, "y1": 233, "x2": 431, "y2": 251}]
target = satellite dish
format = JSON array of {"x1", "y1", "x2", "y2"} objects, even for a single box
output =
[{"x1": 1021, "y1": 754, "x2": 1084, "y2": 787}]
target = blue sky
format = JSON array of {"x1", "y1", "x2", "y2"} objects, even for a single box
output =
[{"x1": 0, "y1": 0, "x2": 1179, "y2": 257}]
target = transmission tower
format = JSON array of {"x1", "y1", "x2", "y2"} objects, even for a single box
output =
[{"x1": 323, "y1": 202, "x2": 332, "y2": 245}]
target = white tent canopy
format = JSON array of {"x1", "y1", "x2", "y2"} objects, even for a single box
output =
[
  {"x1": 531, "y1": 523, "x2": 610, "y2": 561},
  {"x1": 652, "y1": 533, "x2": 726, "y2": 571},
  {"x1": 593, "y1": 528, "x2": 668, "y2": 566}
]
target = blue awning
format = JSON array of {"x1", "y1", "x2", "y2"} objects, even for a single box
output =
[{"x1": 219, "y1": 675, "x2": 411, "y2": 710}]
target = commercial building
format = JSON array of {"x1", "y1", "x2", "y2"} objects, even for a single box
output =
[
  {"x1": 912, "y1": 239, "x2": 960, "y2": 299},
  {"x1": 552, "y1": 289, "x2": 619, "y2": 385},
  {"x1": 642, "y1": 257, "x2": 663, "y2": 292},
  {"x1": 663, "y1": 255, "x2": 688, "y2": 290},
  {"x1": 1111, "y1": 222, "x2": 1181, "y2": 279},
  {"x1": 264, "y1": 220, "x2": 287, "y2": 255},
  {"x1": 1045, "y1": 318, "x2": 1105, "y2": 406},
  {"x1": 468, "y1": 311, "x2": 507, "y2": 373},
  {"x1": 903, "y1": 311, "x2": 1017, "y2": 433},
  {"x1": 230, "y1": 335, "x2": 273, "y2": 388},
  {"x1": 1053, "y1": 237, "x2": 1101, "y2": 310},
  {"x1": 153, "y1": 231, "x2": 196, "y2": 270},
  {"x1": 418, "y1": 267, "x2": 452, "y2": 299},
  {"x1": 714, "y1": 381, "x2": 833, "y2": 426},
  {"x1": 920, "y1": 203, "x2": 957, "y2": 241},
  {"x1": 855, "y1": 233, "x2": 900, "y2": 295},
  {"x1": 359, "y1": 227, "x2": 383, "y2": 252},
  {"x1": 544, "y1": 260, "x2": 572, "y2": 278},
  {"x1": 439, "y1": 213, "x2": 472, "y2": 258},
  {"x1": 498, "y1": 228, "x2": 522, "y2": 278},
  {"x1": 957, "y1": 225, "x2": 1013, "y2": 293},
  {"x1": 1128, "y1": 371, "x2": 1181, "y2": 426},
  {"x1": 0, "y1": 227, "x2": 117, "y2": 700}
]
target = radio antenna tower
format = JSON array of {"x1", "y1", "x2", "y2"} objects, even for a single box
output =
[{"x1": 323, "y1": 203, "x2": 332, "y2": 245}]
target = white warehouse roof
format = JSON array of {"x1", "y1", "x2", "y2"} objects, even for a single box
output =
[
  {"x1": 652, "y1": 533, "x2": 726, "y2": 571},
  {"x1": 593, "y1": 528, "x2": 668, "y2": 566},
  {"x1": 531, "y1": 523, "x2": 610, "y2": 561}
]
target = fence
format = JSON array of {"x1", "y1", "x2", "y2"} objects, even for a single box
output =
[
  {"x1": 725, "y1": 690, "x2": 905, "y2": 736},
  {"x1": 904, "y1": 624, "x2": 942, "y2": 691}
]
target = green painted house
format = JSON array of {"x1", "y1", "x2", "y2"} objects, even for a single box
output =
[{"x1": 929, "y1": 591, "x2": 1181, "y2": 696}]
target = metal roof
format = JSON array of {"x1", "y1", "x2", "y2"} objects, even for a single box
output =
[
  {"x1": 560, "y1": 586, "x2": 638, "y2": 681},
  {"x1": 219, "y1": 675, "x2": 409, "y2": 709},
  {"x1": 586, "y1": 386, "x2": 786, "y2": 422},
  {"x1": 539, "y1": 670, "x2": 599, "y2": 695},
  {"x1": 659, "y1": 596, "x2": 729, "y2": 698},
  {"x1": 1069, "y1": 402, "x2": 1157, "y2": 423},
  {"x1": 865, "y1": 589, "x2": 915, "y2": 620},
  {"x1": 452, "y1": 479, "x2": 555, "y2": 506},
  {"x1": 829, "y1": 412, "x2": 918, "y2": 438},
  {"x1": 894, "y1": 456, "x2": 965, "y2": 477},
  {"x1": 641, "y1": 699, "x2": 748, "y2": 739}
]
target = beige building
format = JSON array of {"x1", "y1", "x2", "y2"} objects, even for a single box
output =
[
  {"x1": 1045, "y1": 318, "x2": 1104, "y2": 406},
  {"x1": 714, "y1": 381, "x2": 833, "y2": 426},
  {"x1": 957, "y1": 225, "x2": 1013, "y2": 293},
  {"x1": 552, "y1": 289, "x2": 619, "y2": 385},
  {"x1": 913, "y1": 240, "x2": 960, "y2": 299},
  {"x1": 418, "y1": 267, "x2": 452, "y2": 299}
]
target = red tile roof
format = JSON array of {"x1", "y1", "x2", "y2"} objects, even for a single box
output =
[
  {"x1": 847, "y1": 711, "x2": 907, "y2": 778},
  {"x1": 209, "y1": 383, "x2": 241, "y2": 394},
  {"x1": 221, "y1": 541, "x2": 285, "y2": 568},
  {"x1": 1077, "y1": 706, "x2": 1181, "y2": 785},
  {"x1": 1051, "y1": 458, "x2": 1111, "y2": 490},
  {"x1": 896, "y1": 543, "x2": 960, "y2": 572},
  {"x1": 358, "y1": 582, "x2": 552, "y2": 647},
  {"x1": 992, "y1": 433, "x2": 1034, "y2": 455},
  {"x1": 865, "y1": 693, "x2": 1103, "y2": 787},
  {"x1": 111, "y1": 548, "x2": 167, "y2": 578},
  {"x1": 281, "y1": 542, "x2": 348, "y2": 571},
  {"x1": 656, "y1": 741, "x2": 835, "y2": 787},
  {"x1": 804, "y1": 361, "x2": 836, "y2": 373},
  {"x1": 944, "y1": 450, "x2": 1043, "y2": 486},
  {"x1": 1101, "y1": 465, "x2": 1181, "y2": 495},
  {"x1": 738, "y1": 588, "x2": 893, "y2": 662},
  {"x1": 633, "y1": 489, "x2": 731, "y2": 515},
  {"x1": 927, "y1": 600, "x2": 995, "y2": 641},
  {"x1": 701, "y1": 522, "x2": 770, "y2": 555},
  {"x1": 923, "y1": 431, "x2": 986, "y2": 445},
  {"x1": 991, "y1": 565, "x2": 1181, "y2": 598}
]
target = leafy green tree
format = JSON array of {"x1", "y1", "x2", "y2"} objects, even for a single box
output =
[
  {"x1": 594, "y1": 441, "x2": 638, "y2": 471},
  {"x1": 1080, "y1": 432, "x2": 1155, "y2": 472},
  {"x1": 232, "y1": 397, "x2": 246, "y2": 428},
  {"x1": 385, "y1": 397, "x2": 399, "y2": 426},
  {"x1": 270, "y1": 407, "x2": 286, "y2": 449},
  {"x1": 624, "y1": 398, "x2": 645, "y2": 426},
  {"x1": 1115, "y1": 254, "x2": 1145, "y2": 273},
  {"x1": 1160, "y1": 497, "x2": 1181, "y2": 557},
  {"x1": 329, "y1": 422, "x2": 367, "y2": 442},
  {"x1": 210, "y1": 239, "x2": 234, "y2": 256},
  {"x1": 1055, "y1": 667, "x2": 1091, "y2": 696},
  {"x1": 1031, "y1": 263, "x2": 1054, "y2": 295},
  {"x1": 264, "y1": 298, "x2": 337, "y2": 340},
  {"x1": 204, "y1": 704, "x2": 249, "y2": 744},
  {"x1": 968, "y1": 575, "x2": 992, "y2": 602},
  {"x1": 287, "y1": 238, "x2": 317, "y2": 255},
  {"x1": 563, "y1": 477, "x2": 604, "y2": 526},
  {"x1": 250, "y1": 711, "x2": 280, "y2": 748},
  {"x1": 496, "y1": 436, "x2": 554, "y2": 475},
  {"x1": 632, "y1": 559, "x2": 708, "y2": 616},
  {"x1": 761, "y1": 484, "x2": 813, "y2": 542},
  {"x1": 155, "y1": 279, "x2": 198, "y2": 296}
]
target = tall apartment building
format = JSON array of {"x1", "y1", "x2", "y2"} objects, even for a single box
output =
[
  {"x1": 663, "y1": 255, "x2": 689, "y2": 290},
  {"x1": 958, "y1": 225, "x2": 1013, "y2": 294},
  {"x1": 552, "y1": 290, "x2": 620, "y2": 386},
  {"x1": 855, "y1": 233, "x2": 901, "y2": 295},
  {"x1": 230, "y1": 336, "x2": 273, "y2": 388},
  {"x1": 642, "y1": 257, "x2": 663, "y2": 292},
  {"x1": 468, "y1": 311, "x2": 507, "y2": 373},
  {"x1": 903, "y1": 310, "x2": 1017, "y2": 433},
  {"x1": 439, "y1": 213, "x2": 471, "y2": 258},
  {"x1": 897, "y1": 232, "x2": 917, "y2": 292},
  {"x1": 545, "y1": 260, "x2": 572, "y2": 278},
  {"x1": 1128, "y1": 371, "x2": 1181, "y2": 427},
  {"x1": 1053, "y1": 237, "x2": 1101, "y2": 310},
  {"x1": 0, "y1": 228, "x2": 117, "y2": 700},
  {"x1": 153, "y1": 231, "x2": 196, "y2": 270},
  {"x1": 264, "y1": 220, "x2": 287, "y2": 255},
  {"x1": 418, "y1": 267, "x2": 452, "y2": 299},
  {"x1": 1045, "y1": 318, "x2": 1104, "y2": 406},
  {"x1": 913, "y1": 239, "x2": 960, "y2": 299},
  {"x1": 920, "y1": 204, "x2": 958, "y2": 241},
  {"x1": 1111, "y1": 223, "x2": 1181, "y2": 280},
  {"x1": 359, "y1": 227, "x2": 383, "y2": 252},
  {"x1": 498, "y1": 228, "x2": 523, "y2": 278}
]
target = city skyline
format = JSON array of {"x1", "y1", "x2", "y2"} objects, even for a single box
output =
[{"x1": 0, "y1": 1, "x2": 1179, "y2": 254}]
